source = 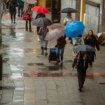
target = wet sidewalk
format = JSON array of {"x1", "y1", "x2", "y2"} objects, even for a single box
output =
[{"x1": 0, "y1": 13, "x2": 105, "y2": 105}]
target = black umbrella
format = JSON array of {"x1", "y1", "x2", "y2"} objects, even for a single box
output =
[
  {"x1": 61, "y1": 7, "x2": 77, "y2": 13},
  {"x1": 32, "y1": 17, "x2": 52, "y2": 27}
]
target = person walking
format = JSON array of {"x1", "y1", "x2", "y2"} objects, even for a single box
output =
[
  {"x1": 72, "y1": 51, "x2": 93, "y2": 92},
  {"x1": 17, "y1": 0, "x2": 24, "y2": 17},
  {"x1": 8, "y1": 0, "x2": 17, "y2": 23},
  {"x1": 35, "y1": 13, "x2": 45, "y2": 41},
  {"x1": 38, "y1": 26, "x2": 49, "y2": 56},
  {"x1": 24, "y1": 4, "x2": 32, "y2": 32},
  {"x1": 55, "y1": 36, "x2": 66, "y2": 66},
  {"x1": 84, "y1": 30, "x2": 100, "y2": 65}
]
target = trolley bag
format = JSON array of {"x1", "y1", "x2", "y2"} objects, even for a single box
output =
[{"x1": 48, "y1": 48, "x2": 58, "y2": 62}]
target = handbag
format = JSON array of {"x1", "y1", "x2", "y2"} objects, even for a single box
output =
[{"x1": 22, "y1": 13, "x2": 30, "y2": 20}]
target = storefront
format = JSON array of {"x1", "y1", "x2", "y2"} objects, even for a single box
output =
[{"x1": 38, "y1": 0, "x2": 61, "y2": 23}]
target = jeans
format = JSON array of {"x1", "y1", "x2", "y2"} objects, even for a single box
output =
[
  {"x1": 56, "y1": 47, "x2": 65, "y2": 62},
  {"x1": 39, "y1": 35, "x2": 48, "y2": 50}
]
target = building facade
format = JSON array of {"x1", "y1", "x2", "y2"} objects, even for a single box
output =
[{"x1": 37, "y1": 0, "x2": 104, "y2": 33}]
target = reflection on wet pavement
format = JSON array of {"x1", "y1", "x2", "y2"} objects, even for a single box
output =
[
  {"x1": 8, "y1": 48, "x2": 24, "y2": 57},
  {"x1": 3, "y1": 44, "x2": 9, "y2": 48},
  {"x1": 3, "y1": 58, "x2": 9, "y2": 63},
  {"x1": 10, "y1": 65, "x2": 23, "y2": 71},
  {"x1": 10, "y1": 73, "x2": 23, "y2": 79},
  {"x1": 24, "y1": 48, "x2": 37, "y2": 54}
]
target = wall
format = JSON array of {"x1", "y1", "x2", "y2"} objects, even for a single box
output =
[{"x1": 85, "y1": 4, "x2": 100, "y2": 34}]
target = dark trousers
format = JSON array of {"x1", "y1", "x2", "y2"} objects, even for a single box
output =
[
  {"x1": 77, "y1": 62, "x2": 88, "y2": 89},
  {"x1": 77, "y1": 68, "x2": 86, "y2": 89},
  {"x1": 26, "y1": 20, "x2": 32, "y2": 31},
  {"x1": 10, "y1": 13, "x2": 16, "y2": 23},
  {"x1": 18, "y1": 6, "x2": 24, "y2": 17}
]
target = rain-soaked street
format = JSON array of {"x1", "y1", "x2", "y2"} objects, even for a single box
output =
[{"x1": 0, "y1": 13, "x2": 105, "y2": 105}]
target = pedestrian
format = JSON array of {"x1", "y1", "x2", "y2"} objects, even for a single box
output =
[
  {"x1": 35, "y1": 13, "x2": 45, "y2": 41},
  {"x1": 63, "y1": 13, "x2": 72, "y2": 26},
  {"x1": 72, "y1": 51, "x2": 93, "y2": 92},
  {"x1": 38, "y1": 26, "x2": 49, "y2": 56},
  {"x1": 8, "y1": 0, "x2": 17, "y2": 23},
  {"x1": 17, "y1": 0, "x2": 24, "y2": 17},
  {"x1": 84, "y1": 30, "x2": 100, "y2": 65},
  {"x1": 55, "y1": 36, "x2": 66, "y2": 66},
  {"x1": 24, "y1": 4, "x2": 32, "y2": 32}
]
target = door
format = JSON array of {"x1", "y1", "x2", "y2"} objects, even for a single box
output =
[{"x1": 51, "y1": 0, "x2": 61, "y2": 23}]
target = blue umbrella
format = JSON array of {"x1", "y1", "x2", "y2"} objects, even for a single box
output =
[{"x1": 65, "y1": 20, "x2": 85, "y2": 37}]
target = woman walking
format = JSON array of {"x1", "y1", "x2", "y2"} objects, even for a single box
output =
[
  {"x1": 24, "y1": 4, "x2": 32, "y2": 32},
  {"x1": 84, "y1": 30, "x2": 100, "y2": 65},
  {"x1": 8, "y1": 0, "x2": 17, "y2": 23}
]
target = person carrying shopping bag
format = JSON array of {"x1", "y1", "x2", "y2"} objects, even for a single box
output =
[{"x1": 23, "y1": 4, "x2": 32, "y2": 32}]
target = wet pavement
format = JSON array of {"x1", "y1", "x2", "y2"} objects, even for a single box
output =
[{"x1": 0, "y1": 13, "x2": 105, "y2": 105}]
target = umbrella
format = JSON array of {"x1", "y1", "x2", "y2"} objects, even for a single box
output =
[
  {"x1": 73, "y1": 45, "x2": 95, "y2": 53},
  {"x1": 65, "y1": 20, "x2": 85, "y2": 37},
  {"x1": 32, "y1": 17, "x2": 52, "y2": 27},
  {"x1": 45, "y1": 28, "x2": 64, "y2": 41},
  {"x1": 22, "y1": 0, "x2": 37, "y2": 4},
  {"x1": 61, "y1": 7, "x2": 77, "y2": 13},
  {"x1": 31, "y1": 6, "x2": 48, "y2": 14}
]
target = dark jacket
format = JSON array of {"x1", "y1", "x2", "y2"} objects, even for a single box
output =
[
  {"x1": 35, "y1": 13, "x2": 45, "y2": 19},
  {"x1": 84, "y1": 35, "x2": 100, "y2": 51},
  {"x1": 9, "y1": 0, "x2": 17, "y2": 14},
  {"x1": 55, "y1": 36, "x2": 66, "y2": 48}
]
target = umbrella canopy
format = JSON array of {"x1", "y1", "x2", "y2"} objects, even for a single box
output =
[
  {"x1": 73, "y1": 45, "x2": 95, "y2": 53},
  {"x1": 61, "y1": 7, "x2": 77, "y2": 13},
  {"x1": 22, "y1": 0, "x2": 37, "y2": 4},
  {"x1": 65, "y1": 20, "x2": 85, "y2": 37},
  {"x1": 32, "y1": 17, "x2": 52, "y2": 27},
  {"x1": 31, "y1": 6, "x2": 49, "y2": 14},
  {"x1": 45, "y1": 28, "x2": 64, "y2": 41}
]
